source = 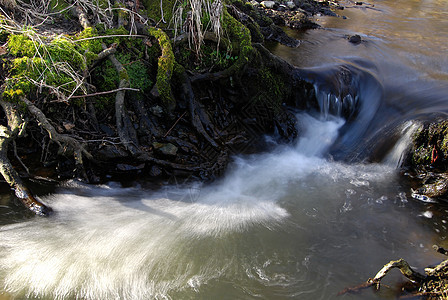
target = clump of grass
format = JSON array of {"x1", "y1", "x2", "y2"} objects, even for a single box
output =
[{"x1": 172, "y1": 0, "x2": 223, "y2": 58}]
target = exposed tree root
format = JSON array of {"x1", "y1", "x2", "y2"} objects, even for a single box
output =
[
  {"x1": 369, "y1": 259, "x2": 426, "y2": 285},
  {"x1": 75, "y1": 5, "x2": 141, "y2": 156},
  {"x1": 339, "y1": 251, "x2": 448, "y2": 298},
  {"x1": 177, "y1": 70, "x2": 219, "y2": 148},
  {"x1": 0, "y1": 99, "x2": 52, "y2": 216},
  {"x1": 338, "y1": 259, "x2": 425, "y2": 296},
  {"x1": 102, "y1": 43, "x2": 141, "y2": 156},
  {"x1": 21, "y1": 97, "x2": 93, "y2": 180}
]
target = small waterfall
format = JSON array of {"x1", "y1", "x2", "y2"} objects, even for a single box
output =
[
  {"x1": 299, "y1": 64, "x2": 364, "y2": 121},
  {"x1": 315, "y1": 88, "x2": 359, "y2": 120},
  {"x1": 295, "y1": 113, "x2": 345, "y2": 156},
  {"x1": 383, "y1": 121, "x2": 421, "y2": 168}
]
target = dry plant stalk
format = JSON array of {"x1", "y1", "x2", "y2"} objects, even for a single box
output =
[{"x1": 173, "y1": 0, "x2": 223, "y2": 57}]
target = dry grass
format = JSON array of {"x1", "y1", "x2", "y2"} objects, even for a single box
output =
[{"x1": 173, "y1": 0, "x2": 223, "y2": 57}]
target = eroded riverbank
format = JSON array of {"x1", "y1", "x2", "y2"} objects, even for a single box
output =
[{"x1": 1, "y1": 0, "x2": 448, "y2": 298}]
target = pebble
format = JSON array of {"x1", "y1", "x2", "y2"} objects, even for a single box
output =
[{"x1": 260, "y1": 1, "x2": 275, "y2": 9}]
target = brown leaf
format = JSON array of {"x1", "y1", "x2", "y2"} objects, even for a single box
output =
[
  {"x1": 63, "y1": 122, "x2": 75, "y2": 131},
  {"x1": 0, "y1": 46, "x2": 7, "y2": 56}
]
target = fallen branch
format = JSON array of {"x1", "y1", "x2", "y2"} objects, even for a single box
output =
[
  {"x1": 338, "y1": 258, "x2": 426, "y2": 296},
  {"x1": 0, "y1": 99, "x2": 52, "y2": 216},
  {"x1": 425, "y1": 259, "x2": 448, "y2": 277},
  {"x1": 369, "y1": 259, "x2": 426, "y2": 285}
]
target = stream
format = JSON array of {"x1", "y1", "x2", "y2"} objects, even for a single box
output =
[{"x1": 1, "y1": 0, "x2": 448, "y2": 299}]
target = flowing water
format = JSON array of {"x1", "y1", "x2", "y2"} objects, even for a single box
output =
[{"x1": 1, "y1": 0, "x2": 448, "y2": 299}]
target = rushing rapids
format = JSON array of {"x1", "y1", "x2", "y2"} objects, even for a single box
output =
[
  {"x1": 0, "y1": 114, "x2": 427, "y2": 300},
  {"x1": 1, "y1": 0, "x2": 448, "y2": 299}
]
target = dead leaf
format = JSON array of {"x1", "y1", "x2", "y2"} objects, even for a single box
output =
[
  {"x1": 0, "y1": 46, "x2": 7, "y2": 56},
  {"x1": 62, "y1": 122, "x2": 75, "y2": 131}
]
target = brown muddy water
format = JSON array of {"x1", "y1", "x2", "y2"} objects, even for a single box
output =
[{"x1": 1, "y1": 0, "x2": 448, "y2": 299}]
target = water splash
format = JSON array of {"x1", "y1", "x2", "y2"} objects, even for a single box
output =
[
  {"x1": 0, "y1": 114, "x2": 346, "y2": 299},
  {"x1": 383, "y1": 121, "x2": 422, "y2": 168},
  {"x1": 0, "y1": 113, "x2": 432, "y2": 300}
]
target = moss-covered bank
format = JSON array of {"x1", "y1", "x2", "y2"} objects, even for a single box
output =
[{"x1": 0, "y1": 0, "x2": 325, "y2": 215}]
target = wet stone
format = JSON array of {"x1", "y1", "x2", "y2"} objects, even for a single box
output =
[
  {"x1": 149, "y1": 165, "x2": 162, "y2": 177},
  {"x1": 97, "y1": 145, "x2": 128, "y2": 159},
  {"x1": 277, "y1": 4, "x2": 287, "y2": 12},
  {"x1": 250, "y1": 0, "x2": 260, "y2": 7},
  {"x1": 100, "y1": 124, "x2": 115, "y2": 136},
  {"x1": 150, "y1": 105, "x2": 164, "y2": 117},
  {"x1": 349, "y1": 34, "x2": 362, "y2": 44},
  {"x1": 261, "y1": 1, "x2": 276, "y2": 8},
  {"x1": 153, "y1": 142, "x2": 178, "y2": 156},
  {"x1": 116, "y1": 163, "x2": 145, "y2": 172}
]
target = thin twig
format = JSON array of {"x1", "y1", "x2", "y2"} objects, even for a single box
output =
[
  {"x1": 69, "y1": 87, "x2": 140, "y2": 99},
  {"x1": 160, "y1": 0, "x2": 166, "y2": 23},
  {"x1": 73, "y1": 34, "x2": 146, "y2": 42},
  {"x1": 164, "y1": 111, "x2": 187, "y2": 137},
  {"x1": 13, "y1": 140, "x2": 30, "y2": 175}
]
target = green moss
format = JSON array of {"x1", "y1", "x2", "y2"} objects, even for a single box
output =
[
  {"x1": 149, "y1": 27, "x2": 175, "y2": 110},
  {"x1": 91, "y1": 52, "x2": 152, "y2": 111},
  {"x1": 176, "y1": 43, "x2": 239, "y2": 71},
  {"x1": 7, "y1": 33, "x2": 37, "y2": 56},
  {"x1": 256, "y1": 67, "x2": 284, "y2": 108},
  {"x1": 75, "y1": 27, "x2": 102, "y2": 65},
  {"x1": 49, "y1": 0, "x2": 69, "y2": 10},
  {"x1": 214, "y1": 8, "x2": 253, "y2": 76},
  {"x1": 143, "y1": 0, "x2": 177, "y2": 26},
  {"x1": 412, "y1": 120, "x2": 448, "y2": 168},
  {"x1": 49, "y1": 37, "x2": 86, "y2": 70},
  {"x1": 3, "y1": 32, "x2": 92, "y2": 102}
]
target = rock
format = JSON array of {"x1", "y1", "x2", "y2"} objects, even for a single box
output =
[
  {"x1": 97, "y1": 145, "x2": 128, "y2": 159},
  {"x1": 150, "y1": 84, "x2": 160, "y2": 99},
  {"x1": 249, "y1": 0, "x2": 260, "y2": 7},
  {"x1": 260, "y1": 24, "x2": 301, "y2": 47},
  {"x1": 348, "y1": 34, "x2": 362, "y2": 44},
  {"x1": 100, "y1": 124, "x2": 115, "y2": 136},
  {"x1": 261, "y1": 1, "x2": 275, "y2": 8},
  {"x1": 277, "y1": 4, "x2": 287, "y2": 12},
  {"x1": 153, "y1": 142, "x2": 178, "y2": 156},
  {"x1": 320, "y1": 7, "x2": 337, "y2": 16},
  {"x1": 286, "y1": 1, "x2": 295, "y2": 9},
  {"x1": 116, "y1": 163, "x2": 145, "y2": 172},
  {"x1": 150, "y1": 105, "x2": 164, "y2": 117},
  {"x1": 149, "y1": 165, "x2": 162, "y2": 177}
]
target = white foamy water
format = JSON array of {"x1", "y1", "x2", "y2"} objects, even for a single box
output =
[
  {"x1": 0, "y1": 115, "x2": 442, "y2": 299},
  {"x1": 383, "y1": 121, "x2": 422, "y2": 168}
]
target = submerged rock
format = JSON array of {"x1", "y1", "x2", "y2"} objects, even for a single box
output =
[{"x1": 348, "y1": 34, "x2": 362, "y2": 44}]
